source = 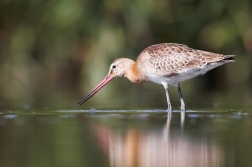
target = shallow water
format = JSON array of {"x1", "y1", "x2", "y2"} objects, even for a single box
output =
[{"x1": 0, "y1": 109, "x2": 251, "y2": 167}]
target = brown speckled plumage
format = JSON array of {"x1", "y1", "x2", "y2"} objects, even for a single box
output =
[
  {"x1": 135, "y1": 43, "x2": 233, "y2": 81},
  {"x1": 78, "y1": 43, "x2": 235, "y2": 111}
]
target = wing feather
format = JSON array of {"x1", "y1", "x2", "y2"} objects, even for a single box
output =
[{"x1": 139, "y1": 43, "x2": 229, "y2": 76}]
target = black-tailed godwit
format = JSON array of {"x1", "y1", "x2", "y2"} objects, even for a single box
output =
[{"x1": 78, "y1": 43, "x2": 234, "y2": 111}]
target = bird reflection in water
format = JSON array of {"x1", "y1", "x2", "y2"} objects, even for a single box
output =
[{"x1": 91, "y1": 111, "x2": 224, "y2": 167}]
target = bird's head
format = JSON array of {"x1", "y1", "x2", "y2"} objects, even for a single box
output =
[
  {"x1": 108, "y1": 58, "x2": 134, "y2": 78},
  {"x1": 78, "y1": 58, "x2": 135, "y2": 105}
]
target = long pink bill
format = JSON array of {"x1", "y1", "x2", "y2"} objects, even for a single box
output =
[{"x1": 78, "y1": 75, "x2": 113, "y2": 105}]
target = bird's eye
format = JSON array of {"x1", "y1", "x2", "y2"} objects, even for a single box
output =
[{"x1": 112, "y1": 65, "x2": 116, "y2": 68}]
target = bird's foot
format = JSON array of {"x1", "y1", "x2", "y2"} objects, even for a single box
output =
[
  {"x1": 167, "y1": 104, "x2": 172, "y2": 112},
  {"x1": 180, "y1": 106, "x2": 186, "y2": 112}
]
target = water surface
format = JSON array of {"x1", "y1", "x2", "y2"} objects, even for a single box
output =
[{"x1": 0, "y1": 109, "x2": 251, "y2": 167}]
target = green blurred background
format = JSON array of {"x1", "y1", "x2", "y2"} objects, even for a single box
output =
[{"x1": 0, "y1": 0, "x2": 251, "y2": 110}]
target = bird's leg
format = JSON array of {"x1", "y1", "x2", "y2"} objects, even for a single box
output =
[
  {"x1": 177, "y1": 84, "x2": 186, "y2": 111},
  {"x1": 163, "y1": 84, "x2": 172, "y2": 112}
]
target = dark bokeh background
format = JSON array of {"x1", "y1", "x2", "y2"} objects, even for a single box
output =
[{"x1": 0, "y1": 0, "x2": 251, "y2": 110}]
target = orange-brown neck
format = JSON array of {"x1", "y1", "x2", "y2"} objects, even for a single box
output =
[{"x1": 124, "y1": 62, "x2": 147, "y2": 84}]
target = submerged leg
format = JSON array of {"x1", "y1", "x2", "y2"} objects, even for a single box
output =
[
  {"x1": 177, "y1": 83, "x2": 186, "y2": 111},
  {"x1": 163, "y1": 84, "x2": 172, "y2": 112}
]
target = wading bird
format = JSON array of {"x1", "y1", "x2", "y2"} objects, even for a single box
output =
[{"x1": 78, "y1": 43, "x2": 234, "y2": 111}]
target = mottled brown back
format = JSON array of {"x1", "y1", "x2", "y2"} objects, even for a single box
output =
[{"x1": 136, "y1": 43, "x2": 233, "y2": 76}]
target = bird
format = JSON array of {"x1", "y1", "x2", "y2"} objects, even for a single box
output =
[{"x1": 78, "y1": 43, "x2": 234, "y2": 111}]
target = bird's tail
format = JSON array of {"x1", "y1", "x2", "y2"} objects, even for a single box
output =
[{"x1": 223, "y1": 55, "x2": 235, "y2": 62}]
